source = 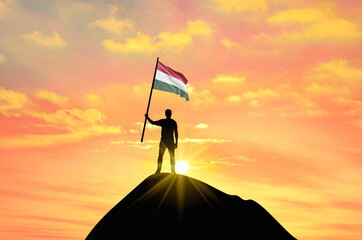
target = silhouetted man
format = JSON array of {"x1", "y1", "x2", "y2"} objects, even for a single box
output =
[{"x1": 145, "y1": 109, "x2": 178, "y2": 174}]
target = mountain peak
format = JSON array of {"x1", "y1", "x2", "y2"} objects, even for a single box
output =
[{"x1": 86, "y1": 173, "x2": 296, "y2": 239}]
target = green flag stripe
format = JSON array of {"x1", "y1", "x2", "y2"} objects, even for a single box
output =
[{"x1": 154, "y1": 79, "x2": 189, "y2": 101}]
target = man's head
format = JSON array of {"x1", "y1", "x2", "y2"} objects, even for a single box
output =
[{"x1": 165, "y1": 109, "x2": 172, "y2": 118}]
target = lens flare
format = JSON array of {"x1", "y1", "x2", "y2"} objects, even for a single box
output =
[{"x1": 175, "y1": 160, "x2": 190, "y2": 174}]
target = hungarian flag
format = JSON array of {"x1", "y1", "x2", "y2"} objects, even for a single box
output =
[{"x1": 154, "y1": 61, "x2": 189, "y2": 101}]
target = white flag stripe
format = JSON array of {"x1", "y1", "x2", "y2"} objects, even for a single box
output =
[{"x1": 155, "y1": 70, "x2": 188, "y2": 93}]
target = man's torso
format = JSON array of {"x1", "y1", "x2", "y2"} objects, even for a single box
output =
[{"x1": 156, "y1": 118, "x2": 177, "y2": 144}]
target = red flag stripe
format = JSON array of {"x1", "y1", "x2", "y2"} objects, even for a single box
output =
[{"x1": 157, "y1": 61, "x2": 188, "y2": 85}]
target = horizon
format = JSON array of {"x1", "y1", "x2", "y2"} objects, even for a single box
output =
[{"x1": 1, "y1": 0, "x2": 362, "y2": 239}]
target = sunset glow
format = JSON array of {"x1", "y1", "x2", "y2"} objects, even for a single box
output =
[
  {"x1": 175, "y1": 160, "x2": 190, "y2": 174},
  {"x1": 0, "y1": 1, "x2": 361, "y2": 239}
]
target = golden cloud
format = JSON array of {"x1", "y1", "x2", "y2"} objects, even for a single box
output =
[
  {"x1": 101, "y1": 32, "x2": 158, "y2": 54},
  {"x1": 109, "y1": 140, "x2": 156, "y2": 150},
  {"x1": 27, "y1": 108, "x2": 107, "y2": 130},
  {"x1": 267, "y1": 8, "x2": 334, "y2": 24},
  {"x1": 220, "y1": 38, "x2": 241, "y2": 48},
  {"x1": 312, "y1": 59, "x2": 362, "y2": 83},
  {"x1": 306, "y1": 83, "x2": 350, "y2": 96},
  {"x1": 218, "y1": 155, "x2": 256, "y2": 163},
  {"x1": 108, "y1": 137, "x2": 230, "y2": 151},
  {"x1": 194, "y1": 123, "x2": 208, "y2": 129},
  {"x1": 0, "y1": 87, "x2": 28, "y2": 117},
  {"x1": 196, "y1": 155, "x2": 255, "y2": 168},
  {"x1": 305, "y1": 59, "x2": 362, "y2": 98},
  {"x1": 156, "y1": 31, "x2": 193, "y2": 51},
  {"x1": 35, "y1": 90, "x2": 69, "y2": 106},
  {"x1": 184, "y1": 20, "x2": 213, "y2": 36},
  {"x1": 89, "y1": 18, "x2": 133, "y2": 34},
  {"x1": 335, "y1": 97, "x2": 362, "y2": 116},
  {"x1": 101, "y1": 20, "x2": 212, "y2": 54},
  {"x1": 226, "y1": 96, "x2": 241, "y2": 102},
  {"x1": 183, "y1": 84, "x2": 216, "y2": 107},
  {"x1": 335, "y1": 97, "x2": 362, "y2": 108},
  {"x1": 212, "y1": 74, "x2": 245, "y2": 83},
  {"x1": 23, "y1": 31, "x2": 67, "y2": 48},
  {"x1": 88, "y1": 6, "x2": 133, "y2": 34},
  {"x1": 248, "y1": 99, "x2": 259, "y2": 107},
  {"x1": 134, "y1": 121, "x2": 159, "y2": 131},
  {"x1": 299, "y1": 19, "x2": 361, "y2": 41},
  {"x1": 276, "y1": 95, "x2": 329, "y2": 118},
  {"x1": 264, "y1": 7, "x2": 361, "y2": 43},
  {"x1": 242, "y1": 89, "x2": 280, "y2": 99},
  {"x1": 85, "y1": 93, "x2": 103, "y2": 104},
  {"x1": 0, "y1": 127, "x2": 119, "y2": 149},
  {"x1": 0, "y1": 88, "x2": 121, "y2": 148}
]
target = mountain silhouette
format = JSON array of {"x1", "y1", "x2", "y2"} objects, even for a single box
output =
[{"x1": 86, "y1": 173, "x2": 296, "y2": 239}]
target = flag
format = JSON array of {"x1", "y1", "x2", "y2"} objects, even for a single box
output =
[{"x1": 154, "y1": 61, "x2": 189, "y2": 101}]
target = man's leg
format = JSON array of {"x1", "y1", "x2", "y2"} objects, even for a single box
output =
[
  {"x1": 156, "y1": 142, "x2": 166, "y2": 173},
  {"x1": 168, "y1": 145, "x2": 176, "y2": 173}
]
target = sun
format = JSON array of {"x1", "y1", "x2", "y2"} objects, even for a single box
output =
[{"x1": 175, "y1": 160, "x2": 190, "y2": 174}]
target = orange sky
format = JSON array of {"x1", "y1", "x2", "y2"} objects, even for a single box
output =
[{"x1": 0, "y1": 0, "x2": 362, "y2": 239}]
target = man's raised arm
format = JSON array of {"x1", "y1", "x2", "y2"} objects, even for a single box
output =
[{"x1": 145, "y1": 114, "x2": 156, "y2": 125}]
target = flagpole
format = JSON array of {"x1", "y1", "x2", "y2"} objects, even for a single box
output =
[{"x1": 141, "y1": 57, "x2": 159, "y2": 142}]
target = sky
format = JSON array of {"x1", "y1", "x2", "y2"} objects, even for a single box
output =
[{"x1": 0, "y1": 0, "x2": 361, "y2": 239}]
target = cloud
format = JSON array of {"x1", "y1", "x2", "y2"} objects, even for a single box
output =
[
  {"x1": 220, "y1": 38, "x2": 241, "y2": 48},
  {"x1": 85, "y1": 93, "x2": 103, "y2": 104},
  {"x1": 184, "y1": 20, "x2": 213, "y2": 36},
  {"x1": 276, "y1": 96, "x2": 329, "y2": 118},
  {"x1": 35, "y1": 90, "x2": 69, "y2": 106},
  {"x1": 266, "y1": 7, "x2": 361, "y2": 42},
  {"x1": 242, "y1": 89, "x2": 280, "y2": 99},
  {"x1": 212, "y1": 74, "x2": 245, "y2": 83},
  {"x1": 187, "y1": 84, "x2": 216, "y2": 107},
  {"x1": 334, "y1": 97, "x2": 362, "y2": 116},
  {"x1": 306, "y1": 83, "x2": 350, "y2": 96},
  {"x1": 102, "y1": 32, "x2": 159, "y2": 54},
  {"x1": 109, "y1": 138, "x2": 230, "y2": 149},
  {"x1": 218, "y1": 155, "x2": 256, "y2": 163},
  {"x1": 0, "y1": 108, "x2": 121, "y2": 148},
  {"x1": 267, "y1": 8, "x2": 333, "y2": 24},
  {"x1": 0, "y1": 52, "x2": 6, "y2": 64},
  {"x1": 156, "y1": 31, "x2": 193, "y2": 51},
  {"x1": 311, "y1": 59, "x2": 362, "y2": 83},
  {"x1": 0, "y1": 87, "x2": 29, "y2": 117},
  {"x1": 0, "y1": 88, "x2": 121, "y2": 148},
  {"x1": 109, "y1": 140, "x2": 155, "y2": 150},
  {"x1": 26, "y1": 108, "x2": 118, "y2": 133},
  {"x1": 305, "y1": 59, "x2": 362, "y2": 97},
  {"x1": 194, "y1": 123, "x2": 208, "y2": 129},
  {"x1": 88, "y1": 6, "x2": 133, "y2": 35},
  {"x1": 134, "y1": 121, "x2": 159, "y2": 131},
  {"x1": 23, "y1": 31, "x2": 67, "y2": 48},
  {"x1": 210, "y1": 0, "x2": 267, "y2": 14},
  {"x1": 101, "y1": 20, "x2": 212, "y2": 54},
  {"x1": 298, "y1": 19, "x2": 361, "y2": 41},
  {"x1": 226, "y1": 96, "x2": 241, "y2": 102},
  {"x1": 197, "y1": 155, "x2": 255, "y2": 168},
  {"x1": 248, "y1": 99, "x2": 259, "y2": 107},
  {"x1": 89, "y1": 17, "x2": 133, "y2": 34}
]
